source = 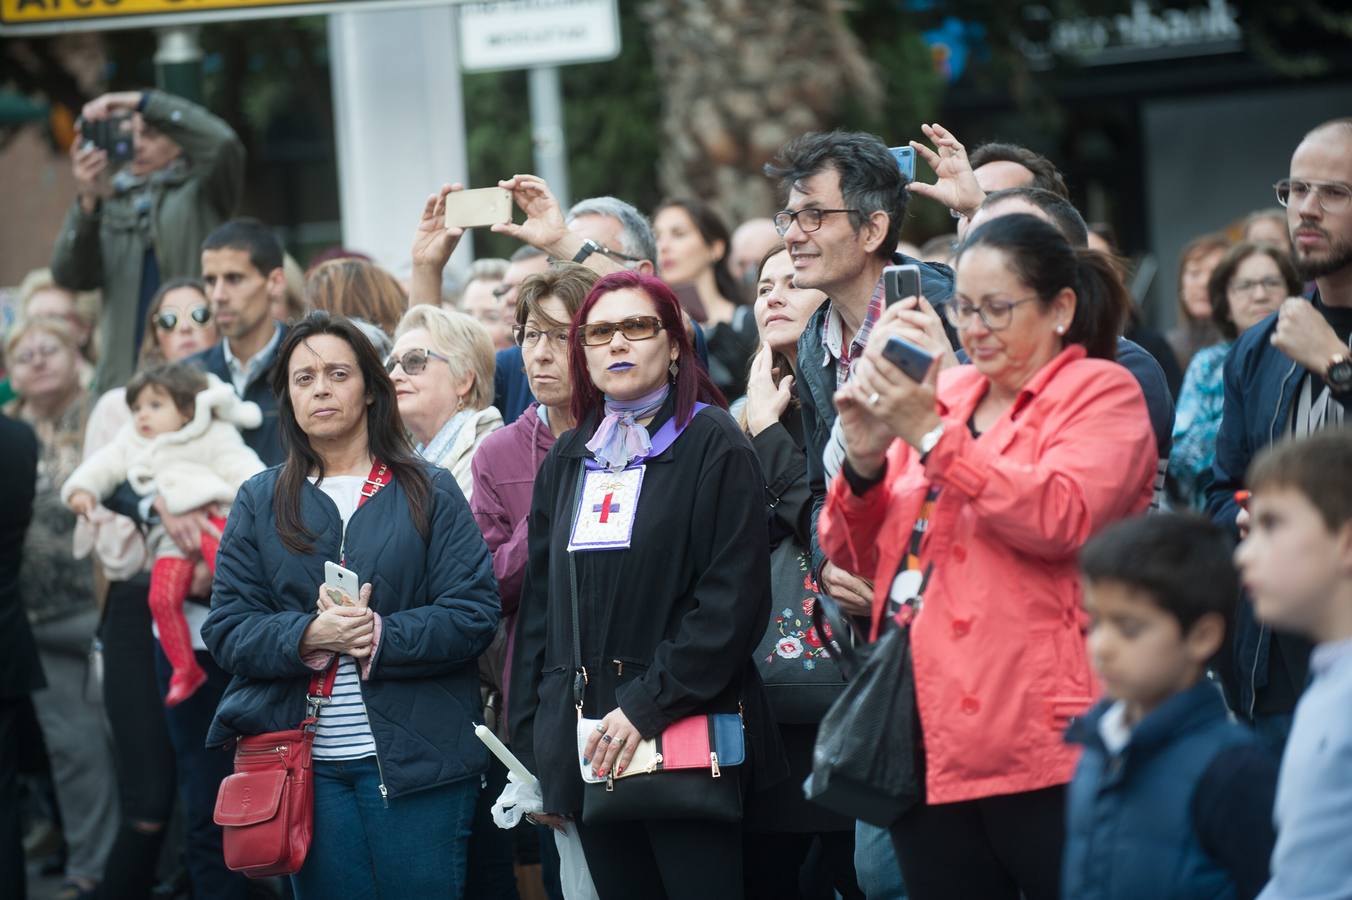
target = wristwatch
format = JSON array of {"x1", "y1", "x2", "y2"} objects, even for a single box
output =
[
  {"x1": 1326, "y1": 352, "x2": 1352, "y2": 394},
  {"x1": 571, "y1": 239, "x2": 603, "y2": 264},
  {"x1": 917, "y1": 422, "x2": 945, "y2": 462}
]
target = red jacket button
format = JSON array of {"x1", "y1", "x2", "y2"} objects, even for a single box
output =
[
  {"x1": 961, "y1": 696, "x2": 980, "y2": 715},
  {"x1": 952, "y1": 545, "x2": 967, "y2": 563},
  {"x1": 952, "y1": 619, "x2": 971, "y2": 637}
]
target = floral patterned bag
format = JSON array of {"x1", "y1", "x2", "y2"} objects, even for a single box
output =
[{"x1": 753, "y1": 540, "x2": 847, "y2": 724}]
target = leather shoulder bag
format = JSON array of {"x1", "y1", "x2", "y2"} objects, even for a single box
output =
[{"x1": 212, "y1": 460, "x2": 391, "y2": 877}]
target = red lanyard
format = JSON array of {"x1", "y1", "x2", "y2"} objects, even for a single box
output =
[
  {"x1": 358, "y1": 460, "x2": 391, "y2": 508},
  {"x1": 311, "y1": 459, "x2": 391, "y2": 703}
]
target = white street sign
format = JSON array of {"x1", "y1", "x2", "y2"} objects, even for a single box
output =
[{"x1": 458, "y1": 0, "x2": 620, "y2": 73}]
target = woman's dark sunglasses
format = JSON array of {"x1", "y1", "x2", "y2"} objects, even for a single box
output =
[
  {"x1": 579, "y1": 316, "x2": 665, "y2": 347},
  {"x1": 154, "y1": 306, "x2": 212, "y2": 330},
  {"x1": 384, "y1": 348, "x2": 450, "y2": 376}
]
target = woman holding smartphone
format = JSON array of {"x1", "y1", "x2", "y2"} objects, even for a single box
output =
[
  {"x1": 202, "y1": 311, "x2": 500, "y2": 899},
  {"x1": 822, "y1": 215, "x2": 1155, "y2": 899},
  {"x1": 510, "y1": 271, "x2": 783, "y2": 899}
]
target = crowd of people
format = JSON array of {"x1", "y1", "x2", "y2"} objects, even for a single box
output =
[{"x1": 1, "y1": 84, "x2": 1350, "y2": 900}]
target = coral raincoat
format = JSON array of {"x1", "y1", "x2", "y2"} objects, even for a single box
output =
[{"x1": 819, "y1": 345, "x2": 1155, "y2": 804}]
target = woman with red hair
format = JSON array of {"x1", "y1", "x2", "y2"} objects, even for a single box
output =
[{"x1": 510, "y1": 271, "x2": 784, "y2": 899}]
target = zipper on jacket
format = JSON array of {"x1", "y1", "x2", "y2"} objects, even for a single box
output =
[
  {"x1": 1249, "y1": 360, "x2": 1298, "y2": 720},
  {"x1": 333, "y1": 489, "x2": 389, "y2": 805},
  {"x1": 237, "y1": 745, "x2": 287, "y2": 756}
]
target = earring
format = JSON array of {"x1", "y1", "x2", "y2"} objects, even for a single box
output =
[
  {"x1": 669, "y1": 360, "x2": 679, "y2": 379},
  {"x1": 1055, "y1": 324, "x2": 1066, "y2": 335}
]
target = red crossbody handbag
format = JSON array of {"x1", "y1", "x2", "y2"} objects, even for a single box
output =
[{"x1": 212, "y1": 461, "x2": 390, "y2": 878}]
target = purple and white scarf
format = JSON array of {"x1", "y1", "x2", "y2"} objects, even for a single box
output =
[{"x1": 585, "y1": 384, "x2": 670, "y2": 473}]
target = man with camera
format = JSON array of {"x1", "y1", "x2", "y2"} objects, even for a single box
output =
[{"x1": 51, "y1": 90, "x2": 245, "y2": 390}]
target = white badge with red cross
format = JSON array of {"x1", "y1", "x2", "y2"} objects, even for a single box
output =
[{"x1": 568, "y1": 465, "x2": 645, "y2": 552}]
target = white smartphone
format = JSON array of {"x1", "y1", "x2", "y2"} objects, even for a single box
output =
[
  {"x1": 443, "y1": 187, "x2": 512, "y2": 229},
  {"x1": 323, "y1": 561, "x2": 360, "y2": 607}
]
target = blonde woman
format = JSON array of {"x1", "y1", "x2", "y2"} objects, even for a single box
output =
[{"x1": 389, "y1": 304, "x2": 501, "y2": 499}]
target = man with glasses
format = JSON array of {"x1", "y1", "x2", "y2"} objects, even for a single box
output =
[
  {"x1": 764, "y1": 130, "x2": 953, "y2": 900},
  {"x1": 1206, "y1": 117, "x2": 1352, "y2": 751},
  {"x1": 762, "y1": 131, "x2": 953, "y2": 615}
]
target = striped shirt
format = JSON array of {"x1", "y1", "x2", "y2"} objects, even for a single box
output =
[{"x1": 308, "y1": 475, "x2": 377, "y2": 762}]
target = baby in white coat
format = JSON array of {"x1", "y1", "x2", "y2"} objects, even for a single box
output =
[{"x1": 64, "y1": 364, "x2": 265, "y2": 705}]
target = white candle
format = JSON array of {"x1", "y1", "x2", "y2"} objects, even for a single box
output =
[{"x1": 474, "y1": 724, "x2": 538, "y2": 786}]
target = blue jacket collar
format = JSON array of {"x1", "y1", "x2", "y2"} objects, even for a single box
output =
[{"x1": 1067, "y1": 679, "x2": 1230, "y2": 759}]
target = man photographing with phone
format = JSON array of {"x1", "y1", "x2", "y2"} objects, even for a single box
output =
[{"x1": 52, "y1": 90, "x2": 245, "y2": 390}]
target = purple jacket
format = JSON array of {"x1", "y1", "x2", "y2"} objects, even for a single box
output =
[{"x1": 470, "y1": 403, "x2": 557, "y2": 618}]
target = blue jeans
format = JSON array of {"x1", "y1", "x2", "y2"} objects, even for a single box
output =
[
  {"x1": 856, "y1": 821, "x2": 907, "y2": 899},
  {"x1": 293, "y1": 756, "x2": 478, "y2": 899}
]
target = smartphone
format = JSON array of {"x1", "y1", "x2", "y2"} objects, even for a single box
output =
[
  {"x1": 323, "y1": 561, "x2": 360, "y2": 607},
  {"x1": 81, "y1": 114, "x2": 135, "y2": 165},
  {"x1": 889, "y1": 146, "x2": 915, "y2": 182},
  {"x1": 443, "y1": 187, "x2": 513, "y2": 229},
  {"x1": 883, "y1": 264, "x2": 923, "y2": 307},
  {"x1": 881, "y1": 335, "x2": 934, "y2": 383}
]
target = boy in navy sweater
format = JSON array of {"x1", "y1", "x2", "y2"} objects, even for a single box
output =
[
  {"x1": 1063, "y1": 514, "x2": 1278, "y2": 900},
  {"x1": 1237, "y1": 432, "x2": 1352, "y2": 900}
]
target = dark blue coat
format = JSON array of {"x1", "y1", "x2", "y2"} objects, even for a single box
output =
[
  {"x1": 1063, "y1": 682, "x2": 1277, "y2": 900},
  {"x1": 1201, "y1": 297, "x2": 1352, "y2": 718},
  {"x1": 203, "y1": 463, "x2": 501, "y2": 798}
]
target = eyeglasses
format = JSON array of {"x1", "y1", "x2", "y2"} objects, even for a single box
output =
[
  {"x1": 773, "y1": 208, "x2": 860, "y2": 236},
  {"x1": 579, "y1": 316, "x2": 664, "y2": 347},
  {"x1": 1274, "y1": 179, "x2": 1352, "y2": 213},
  {"x1": 1229, "y1": 276, "x2": 1287, "y2": 296},
  {"x1": 154, "y1": 306, "x2": 212, "y2": 331},
  {"x1": 514, "y1": 324, "x2": 570, "y2": 349},
  {"x1": 384, "y1": 348, "x2": 451, "y2": 375},
  {"x1": 943, "y1": 296, "x2": 1040, "y2": 332},
  {"x1": 11, "y1": 342, "x2": 65, "y2": 366}
]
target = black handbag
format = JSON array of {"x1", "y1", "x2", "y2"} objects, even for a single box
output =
[
  {"x1": 804, "y1": 588, "x2": 923, "y2": 827},
  {"x1": 753, "y1": 541, "x2": 847, "y2": 724},
  {"x1": 564, "y1": 466, "x2": 744, "y2": 824}
]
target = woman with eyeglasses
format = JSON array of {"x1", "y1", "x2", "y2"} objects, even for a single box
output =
[
  {"x1": 510, "y1": 271, "x2": 785, "y2": 899},
  {"x1": 820, "y1": 214, "x2": 1155, "y2": 900},
  {"x1": 203, "y1": 311, "x2": 500, "y2": 898},
  {"x1": 1168, "y1": 242, "x2": 1303, "y2": 510},
  {"x1": 387, "y1": 305, "x2": 502, "y2": 500},
  {"x1": 5, "y1": 315, "x2": 119, "y2": 899}
]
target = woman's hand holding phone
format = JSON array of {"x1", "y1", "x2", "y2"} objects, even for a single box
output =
[{"x1": 304, "y1": 583, "x2": 375, "y2": 657}]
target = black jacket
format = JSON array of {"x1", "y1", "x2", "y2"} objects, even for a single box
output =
[
  {"x1": 0, "y1": 415, "x2": 44, "y2": 697},
  {"x1": 203, "y1": 463, "x2": 500, "y2": 798},
  {"x1": 509, "y1": 398, "x2": 785, "y2": 814}
]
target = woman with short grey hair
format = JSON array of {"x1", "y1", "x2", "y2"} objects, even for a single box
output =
[{"x1": 389, "y1": 304, "x2": 502, "y2": 499}]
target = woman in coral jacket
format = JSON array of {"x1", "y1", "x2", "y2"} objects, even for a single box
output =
[{"x1": 820, "y1": 214, "x2": 1155, "y2": 900}]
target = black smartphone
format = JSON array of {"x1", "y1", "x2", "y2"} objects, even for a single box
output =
[
  {"x1": 883, "y1": 264, "x2": 922, "y2": 307},
  {"x1": 80, "y1": 114, "x2": 135, "y2": 165},
  {"x1": 881, "y1": 335, "x2": 934, "y2": 382}
]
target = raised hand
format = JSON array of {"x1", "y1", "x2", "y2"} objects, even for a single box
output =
[
  {"x1": 906, "y1": 123, "x2": 986, "y2": 219},
  {"x1": 492, "y1": 174, "x2": 571, "y2": 256},
  {"x1": 743, "y1": 344, "x2": 795, "y2": 436}
]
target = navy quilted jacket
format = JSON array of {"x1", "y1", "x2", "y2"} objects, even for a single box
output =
[{"x1": 203, "y1": 462, "x2": 500, "y2": 798}]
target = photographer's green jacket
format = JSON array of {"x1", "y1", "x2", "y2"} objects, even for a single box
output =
[{"x1": 51, "y1": 90, "x2": 244, "y2": 391}]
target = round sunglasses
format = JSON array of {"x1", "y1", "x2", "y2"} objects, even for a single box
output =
[{"x1": 154, "y1": 306, "x2": 213, "y2": 331}]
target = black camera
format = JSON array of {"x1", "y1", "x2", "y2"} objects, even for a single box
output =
[{"x1": 80, "y1": 114, "x2": 135, "y2": 165}]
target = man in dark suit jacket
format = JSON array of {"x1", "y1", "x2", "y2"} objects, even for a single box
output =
[{"x1": 0, "y1": 414, "x2": 45, "y2": 898}]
